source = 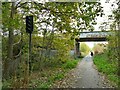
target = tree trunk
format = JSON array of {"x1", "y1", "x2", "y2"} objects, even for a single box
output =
[
  {"x1": 4, "y1": 2, "x2": 15, "y2": 78},
  {"x1": 8, "y1": 29, "x2": 13, "y2": 59},
  {"x1": 8, "y1": 2, "x2": 15, "y2": 59}
]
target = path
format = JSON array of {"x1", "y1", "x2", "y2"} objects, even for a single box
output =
[{"x1": 52, "y1": 55, "x2": 113, "y2": 88}]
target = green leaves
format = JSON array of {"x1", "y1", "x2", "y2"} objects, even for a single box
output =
[
  {"x1": 80, "y1": 43, "x2": 90, "y2": 56},
  {"x1": 94, "y1": 53, "x2": 118, "y2": 87},
  {"x1": 62, "y1": 60, "x2": 79, "y2": 69}
]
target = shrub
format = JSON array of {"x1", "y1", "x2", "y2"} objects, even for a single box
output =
[
  {"x1": 62, "y1": 60, "x2": 78, "y2": 69},
  {"x1": 93, "y1": 53, "x2": 118, "y2": 87}
]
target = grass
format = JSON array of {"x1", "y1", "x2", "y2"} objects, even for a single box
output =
[
  {"x1": 62, "y1": 59, "x2": 79, "y2": 69},
  {"x1": 2, "y1": 79, "x2": 12, "y2": 88},
  {"x1": 36, "y1": 72, "x2": 65, "y2": 88},
  {"x1": 93, "y1": 53, "x2": 119, "y2": 87},
  {"x1": 29, "y1": 58, "x2": 81, "y2": 88},
  {"x1": 2, "y1": 58, "x2": 82, "y2": 88},
  {"x1": 38, "y1": 82, "x2": 51, "y2": 88}
]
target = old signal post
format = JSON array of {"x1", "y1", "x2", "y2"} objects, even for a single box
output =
[
  {"x1": 26, "y1": 16, "x2": 33, "y2": 33},
  {"x1": 26, "y1": 16, "x2": 33, "y2": 74}
]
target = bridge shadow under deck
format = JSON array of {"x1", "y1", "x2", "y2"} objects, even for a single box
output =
[{"x1": 75, "y1": 37, "x2": 107, "y2": 42}]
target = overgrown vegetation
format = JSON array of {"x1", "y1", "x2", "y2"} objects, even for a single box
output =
[
  {"x1": 93, "y1": 53, "x2": 118, "y2": 87},
  {"x1": 93, "y1": 1, "x2": 120, "y2": 88},
  {"x1": 3, "y1": 0, "x2": 119, "y2": 88},
  {"x1": 93, "y1": 43, "x2": 106, "y2": 54},
  {"x1": 2, "y1": 59, "x2": 81, "y2": 88},
  {"x1": 80, "y1": 42, "x2": 90, "y2": 56}
]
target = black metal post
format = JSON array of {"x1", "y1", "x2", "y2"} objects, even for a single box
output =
[{"x1": 29, "y1": 33, "x2": 32, "y2": 74}]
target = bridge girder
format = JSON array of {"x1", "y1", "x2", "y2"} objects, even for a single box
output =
[{"x1": 75, "y1": 37, "x2": 107, "y2": 42}]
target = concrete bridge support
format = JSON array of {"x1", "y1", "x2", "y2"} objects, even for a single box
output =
[{"x1": 74, "y1": 40, "x2": 80, "y2": 58}]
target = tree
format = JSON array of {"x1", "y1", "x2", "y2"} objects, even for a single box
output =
[
  {"x1": 2, "y1": 2, "x2": 24, "y2": 78},
  {"x1": 80, "y1": 43, "x2": 90, "y2": 56},
  {"x1": 106, "y1": 0, "x2": 120, "y2": 64},
  {"x1": 93, "y1": 43, "x2": 105, "y2": 54},
  {"x1": 2, "y1": 1, "x2": 105, "y2": 87}
]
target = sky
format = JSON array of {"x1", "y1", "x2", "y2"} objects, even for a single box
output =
[{"x1": 94, "y1": 0, "x2": 117, "y2": 31}]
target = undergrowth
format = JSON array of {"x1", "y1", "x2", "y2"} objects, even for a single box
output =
[
  {"x1": 93, "y1": 53, "x2": 119, "y2": 87},
  {"x1": 2, "y1": 58, "x2": 81, "y2": 88},
  {"x1": 30, "y1": 58, "x2": 81, "y2": 88}
]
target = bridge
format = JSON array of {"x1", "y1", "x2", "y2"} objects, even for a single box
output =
[{"x1": 74, "y1": 31, "x2": 112, "y2": 57}]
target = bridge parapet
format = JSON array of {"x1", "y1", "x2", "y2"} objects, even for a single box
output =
[
  {"x1": 75, "y1": 31, "x2": 113, "y2": 42},
  {"x1": 79, "y1": 31, "x2": 112, "y2": 38}
]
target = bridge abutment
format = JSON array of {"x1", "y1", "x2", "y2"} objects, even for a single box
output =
[{"x1": 74, "y1": 40, "x2": 80, "y2": 58}]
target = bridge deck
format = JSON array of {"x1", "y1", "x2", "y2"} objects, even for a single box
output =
[
  {"x1": 75, "y1": 31, "x2": 112, "y2": 42},
  {"x1": 75, "y1": 37, "x2": 107, "y2": 42}
]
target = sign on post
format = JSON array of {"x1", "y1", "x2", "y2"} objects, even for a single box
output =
[{"x1": 26, "y1": 16, "x2": 33, "y2": 33}]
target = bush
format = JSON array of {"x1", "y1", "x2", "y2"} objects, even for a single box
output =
[
  {"x1": 62, "y1": 60, "x2": 78, "y2": 69},
  {"x1": 93, "y1": 53, "x2": 118, "y2": 87}
]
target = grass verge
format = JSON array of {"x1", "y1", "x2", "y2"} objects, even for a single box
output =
[{"x1": 93, "y1": 53, "x2": 119, "y2": 87}]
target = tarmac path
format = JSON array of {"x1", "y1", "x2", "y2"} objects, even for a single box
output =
[{"x1": 53, "y1": 55, "x2": 113, "y2": 88}]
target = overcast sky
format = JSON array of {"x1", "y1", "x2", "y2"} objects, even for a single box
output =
[{"x1": 94, "y1": 0, "x2": 117, "y2": 31}]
